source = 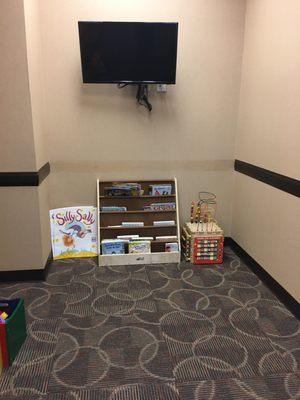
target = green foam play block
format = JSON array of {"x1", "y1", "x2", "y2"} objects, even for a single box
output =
[{"x1": 0, "y1": 299, "x2": 27, "y2": 365}]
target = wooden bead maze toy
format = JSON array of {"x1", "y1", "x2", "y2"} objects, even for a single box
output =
[{"x1": 182, "y1": 192, "x2": 224, "y2": 264}]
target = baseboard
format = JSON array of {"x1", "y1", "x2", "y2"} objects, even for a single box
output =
[
  {"x1": 0, "y1": 252, "x2": 52, "y2": 283},
  {"x1": 224, "y1": 236, "x2": 231, "y2": 246},
  {"x1": 227, "y1": 237, "x2": 299, "y2": 320}
]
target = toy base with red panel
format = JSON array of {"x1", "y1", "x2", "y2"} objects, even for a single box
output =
[
  {"x1": 193, "y1": 235, "x2": 224, "y2": 265},
  {"x1": 182, "y1": 222, "x2": 224, "y2": 265}
]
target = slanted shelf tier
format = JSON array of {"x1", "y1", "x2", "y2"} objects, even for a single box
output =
[{"x1": 97, "y1": 179, "x2": 181, "y2": 266}]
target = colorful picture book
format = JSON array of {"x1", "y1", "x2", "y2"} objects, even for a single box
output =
[
  {"x1": 101, "y1": 240, "x2": 125, "y2": 255},
  {"x1": 165, "y1": 242, "x2": 179, "y2": 252},
  {"x1": 148, "y1": 184, "x2": 172, "y2": 195},
  {"x1": 129, "y1": 241, "x2": 151, "y2": 254},
  {"x1": 104, "y1": 183, "x2": 142, "y2": 197},
  {"x1": 50, "y1": 206, "x2": 97, "y2": 260}
]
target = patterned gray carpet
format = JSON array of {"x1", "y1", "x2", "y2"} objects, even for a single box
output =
[{"x1": 0, "y1": 247, "x2": 299, "y2": 399}]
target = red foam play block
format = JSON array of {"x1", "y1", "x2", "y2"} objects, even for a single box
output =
[{"x1": 0, "y1": 322, "x2": 9, "y2": 368}]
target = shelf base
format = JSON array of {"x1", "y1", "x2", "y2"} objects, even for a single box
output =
[{"x1": 98, "y1": 251, "x2": 180, "y2": 266}]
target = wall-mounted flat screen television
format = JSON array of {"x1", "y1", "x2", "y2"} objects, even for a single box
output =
[{"x1": 78, "y1": 21, "x2": 178, "y2": 84}]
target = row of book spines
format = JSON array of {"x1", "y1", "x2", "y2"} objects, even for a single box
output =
[
  {"x1": 100, "y1": 202, "x2": 176, "y2": 212},
  {"x1": 101, "y1": 243, "x2": 179, "y2": 255},
  {"x1": 106, "y1": 221, "x2": 176, "y2": 228},
  {"x1": 103, "y1": 184, "x2": 173, "y2": 197},
  {"x1": 102, "y1": 235, "x2": 178, "y2": 242}
]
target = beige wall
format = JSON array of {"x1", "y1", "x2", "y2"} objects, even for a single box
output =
[
  {"x1": 0, "y1": 0, "x2": 51, "y2": 272},
  {"x1": 232, "y1": 0, "x2": 300, "y2": 301},
  {"x1": 37, "y1": 179, "x2": 51, "y2": 265},
  {"x1": 235, "y1": 0, "x2": 300, "y2": 179},
  {"x1": 23, "y1": 0, "x2": 51, "y2": 266},
  {"x1": 233, "y1": 175, "x2": 300, "y2": 301},
  {"x1": 0, "y1": 182, "x2": 50, "y2": 271},
  {"x1": 23, "y1": 0, "x2": 48, "y2": 170},
  {"x1": 37, "y1": 0, "x2": 246, "y2": 233},
  {"x1": 0, "y1": 187, "x2": 44, "y2": 270},
  {"x1": 0, "y1": 0, "x2": 36, "y2": 171}
]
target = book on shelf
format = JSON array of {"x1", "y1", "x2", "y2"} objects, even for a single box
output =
[
  {"x1": 165, "y1": 242, "x2": 179, "y2": 252},
  {"x1": 101, "y1": 240, "x2": 125, "y2": 255},
  {"x1": 50, "y1": 206, "x2": 97, "y2": 260},
  {"x1": 122, "y1": 222, "x2": 144, "y2": 227},
  {"x1": 129, "y1": 241, "x2": 151, "y2": 254},
  {"x1": 156, "y1": 235, "x2": 178, "y2": 241},
  {"x1": 153, "y1": 220, "x2": 175, "y2": 226},
  {"x1": 143, "y1": 202, "x2": 176, "y2": 211},
  {"x1": 148, "y1": 184, "x2": 172, "y2": 196},
  {"x1": 107, "y1": 225, "x2": 123, "y2": 228},
  {"x1": 101, "y1": 206, "x2": 127, "y2": 212},
  {"x1": 104, "y1": 183, "x2": 142, "y2": 197},
  {"x1": 134, "y1": 236, "x2": 154, "y2": 241},
  {"x1": 117, "y1": 234, "x2": 139, "y2": 240},
  {"x1": 110, "y1": 236, "x2": 154, "y2": 242}
]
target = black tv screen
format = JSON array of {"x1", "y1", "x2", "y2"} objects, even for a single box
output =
[{"x1": 78, "y1": 21, "x2": 178, "y2": 84}]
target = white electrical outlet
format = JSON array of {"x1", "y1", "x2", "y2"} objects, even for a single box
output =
[{"x1": 157, "y1": 84, "x2": 167, "y2": 92}]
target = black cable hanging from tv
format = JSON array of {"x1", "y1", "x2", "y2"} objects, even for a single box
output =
[
  {"x1": 117, "y1": 83, "x2": 152, "y2": 112},
  {"x1": 136, "y1": 84, "x2": 152, "y2": 112}
]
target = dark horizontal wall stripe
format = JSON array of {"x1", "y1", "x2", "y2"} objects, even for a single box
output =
[
  {"x1": 0, "y1": 162, "x2": 50, "y2": 187},
  {"x1": 227, "y1": 238, "x2": 299, "y2": 320},
  {"x1": 234, "y1": 160, "x2": 300, "y2": 198}
]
